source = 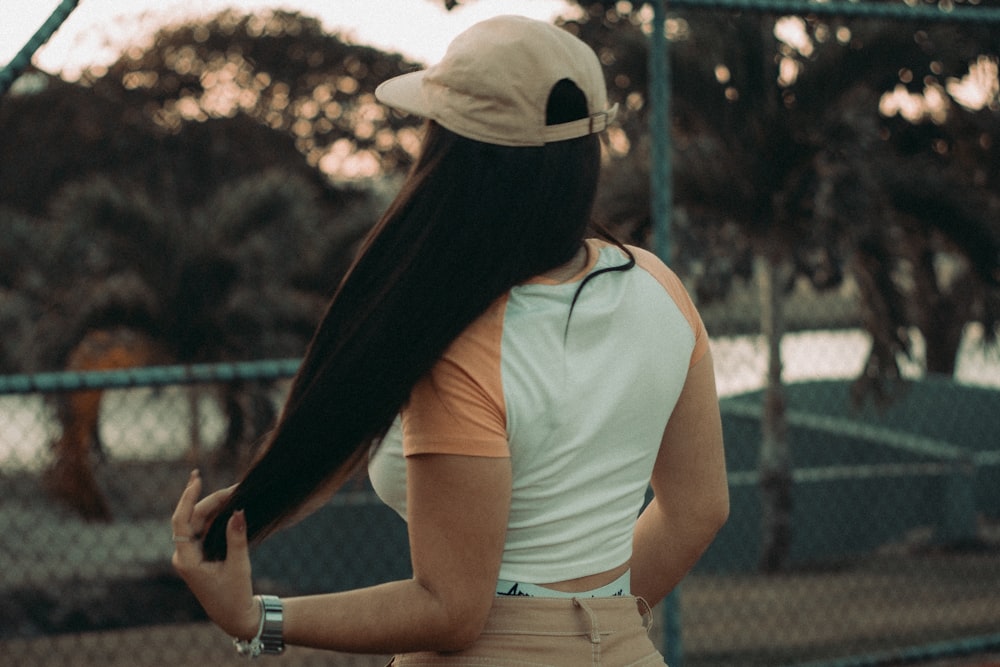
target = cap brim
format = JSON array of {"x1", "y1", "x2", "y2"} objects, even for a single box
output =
[{"x1": 375, "y1": 70, "x2": 430, "y2": 118}]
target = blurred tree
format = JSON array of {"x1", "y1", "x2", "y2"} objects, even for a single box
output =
[
  {"x1": 0, "y1": 89, "x2": 379, "y2": 359},
  {"x1": 89, "y1": 9, "x2": 424, "y2": 179},
  {"x1": 28, "y1": 169, "x2": 381, "y2": 519},
  {"x1": 559, "y1": 1, "x2": 999, "y2": 377},
  {"x1": 0, "y1": 10, "x2": 424, "y2": 216},
  {"x1": 0, "y1": 206, "x2": 50, "y2": 373},
  {"x1": 0, "y1": 8, "x2": 422, "y2": 518}
]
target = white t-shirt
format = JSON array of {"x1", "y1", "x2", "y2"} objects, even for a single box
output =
[{"x1": 368, "y1": 239, "x2": 708, "y2": 583}]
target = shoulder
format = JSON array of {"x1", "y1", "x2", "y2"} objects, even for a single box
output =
[
  {"x1": 626, "y1": 244, "x2": 682, "y2": 290},
  {"x1": 586, "y1": 238, "x2": 684, "y2": 294},
  {"x1": 590, "y1": 239, "x2": 709, "y2": 366}
]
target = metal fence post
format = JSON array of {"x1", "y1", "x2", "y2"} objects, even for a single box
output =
[
  {"x1": 0, "y1": 0, "x2": 81, "y2": 96},
  {"x1": 650, "y1": 0, "x2": 673, "y2": 266},
  {"x1": 649, "y1": 1, "x2": 683, "y2": 665},
  {"x1": 663, "y1": 588, "x2": 684, "y2": 666}
]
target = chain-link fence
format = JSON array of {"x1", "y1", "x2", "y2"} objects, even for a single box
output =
[
  {"x1": 4, "y1": 0, "x2": 1000, "y2": 665},
  {"x1": 1, "y1": 320, "x2": 998, "y2": 667}
]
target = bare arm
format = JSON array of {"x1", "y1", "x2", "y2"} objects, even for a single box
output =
[
  {"x1": 173, "y1": 454, "x2": 511, "y2": 654},
  {"x1": 282, "y1": 454, "x2": 511, "y2": 652},
  {"x1": 630, "y1": 348, "x2": 729, "y2": 606}
]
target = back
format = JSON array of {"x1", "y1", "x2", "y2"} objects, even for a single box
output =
[{"x1": 369, "y1": 239, "x2": 707, "y2": 583}]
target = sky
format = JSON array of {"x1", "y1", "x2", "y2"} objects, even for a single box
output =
[
  {"x1": 5, "y1": 1, "x2": 996, "y2": 123},
  {"x1": 2, "y1": 0, "x2": 573, "y2": 77}
]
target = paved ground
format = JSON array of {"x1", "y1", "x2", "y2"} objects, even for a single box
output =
[{"x1": 4, "y1": 619, "x2": 999, "y2": 667}]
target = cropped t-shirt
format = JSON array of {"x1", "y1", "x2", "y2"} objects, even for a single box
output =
[{"x1": 368, "y1": 239, "x2": 708, "y2": 584}]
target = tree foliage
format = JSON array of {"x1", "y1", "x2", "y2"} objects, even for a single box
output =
[
  {"x1": 552, "y1": 1, "x2": 1000, "y2": 385},
  {"x1": 0, "y1": 10, "x2": 405, "y2": 514},
  {"x1": 0, "y1": 10, "x2": 424, "y2": 217},
  {"x1": 0, "y1": 9, "x2": 422, "y2": 375},
  {"x1": 91, "y1": 9, "x2": 424, "y2": 178}
]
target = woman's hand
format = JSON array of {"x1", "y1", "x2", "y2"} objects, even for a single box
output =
[{"x1": 170, "y1": 470, "x2": 260, "y2": 639}]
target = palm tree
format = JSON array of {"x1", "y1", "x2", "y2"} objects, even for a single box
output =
[
  {"x1": 0, "y1": 8, "x2": 421, "y2": 519},
  {"x1": 32, "y1": 168, "x2": 379, "y2": 520},
  {"x1": 0, "y1": 206, "x2": 51, "y2": 374}
]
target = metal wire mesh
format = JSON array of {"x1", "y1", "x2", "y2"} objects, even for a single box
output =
[
  {"x1": 1, "y1": 324, "x2": 997, "y2": 666},
  {"x1": 0, "y1": 373, "x2": 399, "y2": 666},
  {"x1": 2, "y1": 1, "x2": 999, "y2": 665}
]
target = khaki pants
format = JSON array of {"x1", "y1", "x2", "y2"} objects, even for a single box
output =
[{"x1": 390, "y1": 595, "x2": 666, "y2": 666}]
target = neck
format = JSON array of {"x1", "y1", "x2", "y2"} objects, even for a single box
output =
[{"x1": 539, "y1": 244, "x2": 589, "y2": 282}]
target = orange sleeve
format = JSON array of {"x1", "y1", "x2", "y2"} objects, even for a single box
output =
[
  {"x1": 630, "y1": 245, "x2": 709, "y2": 367},
  {"x1": 401, "y1": 297, "x2": 510, "y2": 458}
]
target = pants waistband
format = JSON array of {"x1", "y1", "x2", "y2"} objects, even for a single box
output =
[
  {"x1": 479, "y1": 594, "x2": 654, "y2": 637},
  {"x1": 496, "y1": 569, "x2": 630, "y2": 598}
]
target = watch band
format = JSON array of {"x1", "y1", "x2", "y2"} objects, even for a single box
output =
[
  {"x1": 257, "y1": 595, "x2": 285, "y2": 655},
  {"x1": 233, "y1": 595, "x2": 284, "y2": 659}
]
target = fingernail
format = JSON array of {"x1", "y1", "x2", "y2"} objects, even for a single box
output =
[{"x1": 232, "y1": 510, "x2": 246, "y2": 533}]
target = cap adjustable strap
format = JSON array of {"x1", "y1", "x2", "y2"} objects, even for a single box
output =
[{"x1": 541, "y1": 103, "x2": 619, "y2": 143}]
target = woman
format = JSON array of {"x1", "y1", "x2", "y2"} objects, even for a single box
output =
[{"x1": 171, "y1": 14, "x2": 728, "y2": 664}]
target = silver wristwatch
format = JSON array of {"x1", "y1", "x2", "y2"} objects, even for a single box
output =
[{"x1": 234, "y1": 595, "x2": 285, "y2": 658}]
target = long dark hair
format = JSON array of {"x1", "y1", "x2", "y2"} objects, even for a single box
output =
[{"x1": 202, "y1": 79, "x2": 625, "y2": 560}]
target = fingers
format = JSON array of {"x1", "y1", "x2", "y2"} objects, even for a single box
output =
[
  {"x1": 226, "y1": 510, "x2": 249, "y2": 561},
  {"x1": 223, "y1": 510, "x2": 259, "y2": 638},
  {"x1": 171, "y1": 469, "x2": 202, "y2": 539},
  {"x1": 170, "y1": 480, "x2": 257, "y2": 640},
  {"x1": 191, "y1": 484, "x2": 239, "y2": 531},
  {"x1": 171, "y1": 472, "x2": 240, "y2": 546}
]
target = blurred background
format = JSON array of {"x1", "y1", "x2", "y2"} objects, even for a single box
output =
[{"x1": 1, "y1": 0, "x2": 998, "y2": 665}]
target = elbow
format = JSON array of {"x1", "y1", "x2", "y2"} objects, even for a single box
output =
[
  {"x1": 682, "y1": 491, "x2": 730, "y2": 551},
  {"x1": 436, "y1": 610, "x2": 489, "y2": 652},
  {"x1": 679, "y1": 498, "x2": 728, "y2": 562},
  {"x1": 418, "y1": 587, "x2": 491, "y2": 652},
  {"x1": 703, "y1": 489, "x2": 730, "y2": 541},
  {"x1": 708, "y1": 499, "x2": 729, "y2": 543},
  {"x1": 712, "y1": 492, "x2": 730, "y2": 532}
]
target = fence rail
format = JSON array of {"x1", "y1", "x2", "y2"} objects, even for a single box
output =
[
  {"x1": 664, "y1": 0, "x2": 1000, "y2": 23},
  {"x1": 0, "y1": 359, "x2": 301, "y2": 395}
]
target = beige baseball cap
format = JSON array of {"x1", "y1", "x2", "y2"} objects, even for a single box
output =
[{"x1": 375, "y1": 15, "x2": 617, "y2": 147}]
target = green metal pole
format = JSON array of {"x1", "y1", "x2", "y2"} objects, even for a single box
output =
[
  {"x1": 0, "y1": 0, "x2": 81, "y2": 96},
  {"x1": 649, "y1": 2, "x2": 682, "y2": 665},
  {"x1": 650, "y1": 0, "x2": 672, "y2": 265}
]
